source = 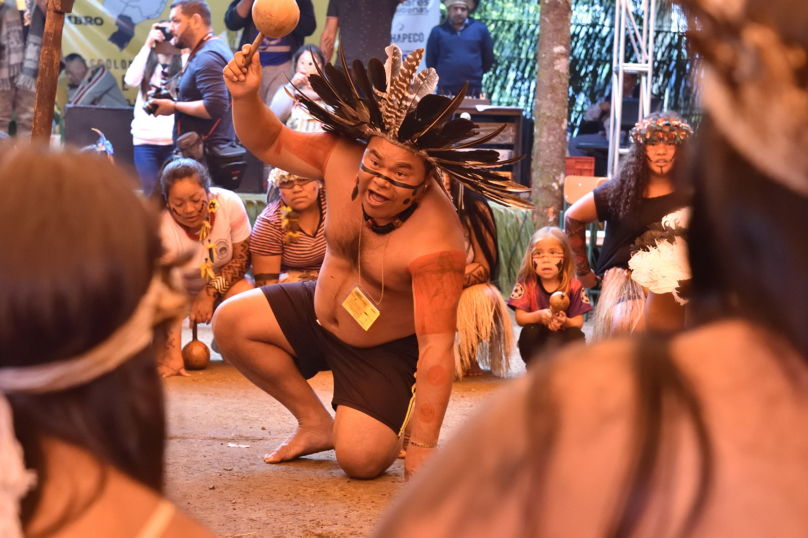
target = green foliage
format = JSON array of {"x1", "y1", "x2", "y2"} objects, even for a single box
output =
[{"x1": 474, "y1": 0, "x2": 698, "y2": 130}]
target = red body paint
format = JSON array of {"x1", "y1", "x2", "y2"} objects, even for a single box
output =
[
  {"x1": 426, "y1": 364, "x2": 449, "y2": 386},
  {"x1": 408, "y1": 251, "x2": 465, "y2": 335},
  {"x1": 418, "y1": 403, "x2": 437, "y2": 423}
]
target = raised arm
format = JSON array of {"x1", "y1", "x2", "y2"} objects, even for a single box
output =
[
  {"x1": 224, "y1": 0, "x2": 252, "y2": 31},
  {"x1": 406, "y1": 250, "x2": 465, "y2": 480},
  {"x1": 320, "y1": 17, "x2": 339, "y2": 63},
  {"x1": 223, "y1": 45, "x2": 338, "y2": 179},
  {"x1": 564, "y1": 192, "x2": 599, "y2": 288}
]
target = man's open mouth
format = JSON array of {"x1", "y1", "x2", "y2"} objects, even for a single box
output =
[{"x1": 367, "y1": 189, "x2": 389, "y2": 204}]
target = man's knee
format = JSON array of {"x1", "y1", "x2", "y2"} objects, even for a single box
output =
[
  {"x1": 211, "y1": 297, "x2": 246, "y2": 352},
  {"x1": 335, "y1": 443, "x2": 395, "y2": 479}
]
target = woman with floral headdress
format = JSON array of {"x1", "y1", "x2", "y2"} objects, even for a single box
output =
[
  {"x1": 564, "y1": 111, "x2": 693, "y2": 339},
  {"x1": 0, "y1": 145, "x2": 216, "y2": 537},
  {"x1": 156, "y1": 158, "x2": 253, "y2": 377},
  {"x1": 372, "y1": 0, "x2": 808, "y2": 534},
  {"x1": 251, "y1": 167, "x2": 327, "y2": 286}
]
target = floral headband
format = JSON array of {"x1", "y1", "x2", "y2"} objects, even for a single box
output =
[
  {"x1": 268, "y1": 167, "x2": 296, "y2": 188},
  {"x1": 630, "y1": 116, "x2": 693, "y2": 145}
]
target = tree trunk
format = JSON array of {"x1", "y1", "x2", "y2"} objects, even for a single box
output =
[{"x1": 530, "y1": 0, "x2": 572, "y2": 228}]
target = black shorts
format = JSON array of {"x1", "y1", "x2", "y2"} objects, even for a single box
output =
[{"x1": 261, "y1": 281, "x2": 419, "y2": 435}]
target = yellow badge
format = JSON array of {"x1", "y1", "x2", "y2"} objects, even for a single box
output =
[{"x1": 342, "y1": 287, "x2": 380, "y2": 331}]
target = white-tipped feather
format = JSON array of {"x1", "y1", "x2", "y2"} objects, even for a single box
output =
[
  {"x1": 383, "y1": 45, "x2": 401, "y2": 90},
  {"x1": 629, "y1": 236, "x2": 691, "y2": 297}
]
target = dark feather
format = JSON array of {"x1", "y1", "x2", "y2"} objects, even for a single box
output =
[
  {"x1": 411, "y1": 83, "x2": 468, "y2": 142},
  {"x1": 308, "y1": 74, "x2": 340, "y2": 105},
  {"x1": 429, "y1": 149, "x2": 502, "y2": 163},
  {"x1": 367, "y1": 58, "x2": 387, "y2": 93},
  {"x1": 431, "y1": 154, "x2": 526, "y2": 169},
  {"x1": 430, "y1": 118, "x2": 479, "y2": 147},
  {"x1": 451, "y1": 123, "x2": 508, "y2": 150},
  {"x1": 324, "y1": 64, "x2": 356, "y2": 107},
  {"x1": 351, "y1": 59, "x2": 375, "y2": 100},
  {"x1": 338, "y1": 45, "x2": 361, "y2": 102},
  {"x1": 397, "y1": 94, "x2": 456, "y2": 144}
]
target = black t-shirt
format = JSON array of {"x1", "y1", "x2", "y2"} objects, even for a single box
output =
[
  {"x1": 176, "y1": 37, "x2": 235, "y2": 146},
  {"x1": 326, "y1": 0, "x2": 400, "y2": 65},
  {"x1": 593, "y1": 180, "x2": 691, "y2": 276}
]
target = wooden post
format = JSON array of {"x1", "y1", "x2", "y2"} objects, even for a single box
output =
[
  {"x1": 530, "y1": 0, "x2": 572, "y2": 228},
  {"x1": 31, "y1": 0, "x2": 74, "y2": 141}
]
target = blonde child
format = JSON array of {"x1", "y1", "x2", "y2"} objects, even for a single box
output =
[{"x1": 508, "y1": 227, "x2": 592, "y2": 363}]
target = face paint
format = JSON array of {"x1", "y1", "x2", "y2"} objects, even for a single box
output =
[
  {"x1": 556, "y1": 260, "x2": 564, "y2": 272},
  {"x1": 359, "y1": 162, "x2": 425, "y2": 193},
  {"x1": 351, "y1": 175, "x2": 359, "y2": 201}
]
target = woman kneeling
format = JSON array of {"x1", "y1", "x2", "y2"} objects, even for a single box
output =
[
  {"x1": 251, "y1": 168, "x2": 326, "y2": 286},
  {"x1": 156, "y1": 158, "x2": 253, "y2": 376}
]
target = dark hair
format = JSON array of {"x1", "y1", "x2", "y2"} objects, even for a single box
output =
[
  {"x1": 608, "y1": 111, "x2": 689, "y2": 219},
  {"x1": 449, "y1": 181, "x2": 499, "y2": 285},
  {"x1": 603, "y1": 114, "x2": 808, "y2": 538},
  {"x1": 141, "y1": 22, "x2": 183, "y2": 96},
  {"x1": 293, "y1": 44, "x2": 326, "y2": 71},
  {"x1": 169, "y1": 0, "x2": 211, "y2": 26},
  {"x1": 64, "y1": 53, "x2": 86, "y2": 65},
  {"x1": 156, "y1": 157, "x2": 211, "y2": 207},
  {"x1": 0, "y1": 144, "x2": 166, "y2": 530}
]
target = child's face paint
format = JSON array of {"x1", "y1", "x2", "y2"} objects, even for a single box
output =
[{"x1": 531, "y1": 237, "x2": 565, "y2": 282}]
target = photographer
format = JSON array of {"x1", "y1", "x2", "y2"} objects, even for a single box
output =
[
  {"x1": 124, "y1": 21, "x2": 186, "y2": 194},
  {"x1": 151, "y1": 0, "x2": 242, "y2": 188}
]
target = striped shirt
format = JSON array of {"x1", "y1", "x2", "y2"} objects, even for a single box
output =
[{"x1": 250, "y1": 190, "x2": 327, "y2": 272}]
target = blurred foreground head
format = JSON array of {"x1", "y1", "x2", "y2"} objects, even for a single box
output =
[
  {"x1": 371, "y1": 1, "x2": 808, "y2": 537},
  {"x1": 678, "y1": 0, "x2": 808, "y2": 350},
  {"x1": 0, "y1": 144, "x2": 185, "y2": 531}
]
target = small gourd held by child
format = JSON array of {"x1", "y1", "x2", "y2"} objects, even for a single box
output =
[{"x1": 508, "y1": 226, "x2": 593, "y2": 364}]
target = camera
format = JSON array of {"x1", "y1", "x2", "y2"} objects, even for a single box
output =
[
  {"x1": 158, "y1": 25, "x2": 173, "y2": 41},
  {"x1": 143, "y1": 84, "x2": 175, "y2": 115}
]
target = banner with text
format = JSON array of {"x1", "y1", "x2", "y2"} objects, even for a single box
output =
[
  {"x1": 61, "y1": 0, "x2": 231, "y2": 105},
  {"x1": 391, "y1": 0, "x2": 440, "y2": 71}
]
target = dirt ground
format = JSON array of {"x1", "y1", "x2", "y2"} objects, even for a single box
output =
[{"x1": 163, "y1": 322, "x2": 528, "y2": 538}]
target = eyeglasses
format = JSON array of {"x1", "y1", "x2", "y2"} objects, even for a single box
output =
[
  {"x1": 278, "y1": 177, "x2": 317, "y2": 189},
  {"x1": 532, "y1": 253, "x2": 565, "y2": 260}
]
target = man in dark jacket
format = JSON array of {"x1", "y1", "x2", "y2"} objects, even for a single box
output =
[
  {"x1": 426, "y1": 0, "x2": 494, "y2": 98},
  {"x1": 224, "y1": 0, "x2": 315, "y2": 106}
]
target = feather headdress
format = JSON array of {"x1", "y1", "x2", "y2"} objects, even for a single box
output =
[{"x1": 293, "y1": 44, "x2": 532, "y2": 209}]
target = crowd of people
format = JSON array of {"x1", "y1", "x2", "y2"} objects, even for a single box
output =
[{"x1": 4, "y1": 0, "x2": 808, "y2": 535}]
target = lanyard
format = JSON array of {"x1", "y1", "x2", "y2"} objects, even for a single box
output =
[{"x1": 180, "y1": 32, "x2": 216, "y2": 78}]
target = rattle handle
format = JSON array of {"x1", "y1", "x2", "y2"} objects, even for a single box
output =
[
  {"x1": 243, "y1": 32, "x2": 264, "y2": 65},
  {"x1": 192, "y1": 321, "x2": 198, "y2": 342}
]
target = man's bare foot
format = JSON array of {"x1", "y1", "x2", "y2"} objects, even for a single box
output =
[
  {"x1": 264, "y1": 422, "x2": 334, "y2": 463},
  {"x1": 158, "y1": 356, "x2": 190, "y2": 378},
  {"x1": 465, "y1": 359, "x2": 484, "y2": 377}
]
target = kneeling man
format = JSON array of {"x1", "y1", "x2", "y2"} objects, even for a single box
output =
[{"x1": 216, "y1": 44, "x2": 530, "y2": 479}]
